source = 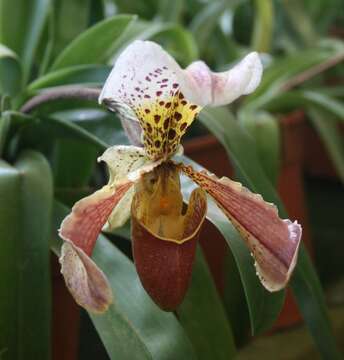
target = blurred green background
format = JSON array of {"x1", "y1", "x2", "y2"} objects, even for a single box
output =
[{"x1": 0, "y1": 0, "x2": 343, "y2": 359}]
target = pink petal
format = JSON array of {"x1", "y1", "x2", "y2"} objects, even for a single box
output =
[
  {"x1": 58, "y1": 181, "x2": 132, "y2": 313},
  {"x1": 185, "y1": 52, "x2": 263, "y2": 106},
  {"x1": 100, "y1": 40, "x2": 262, "y2": 109},
  {"x1": 59, "y1": 182, "x2": 133, "y2": 255},
  {"x1": 180, "y1": 164, "x2": 301, "y2": 291},
  {"x1": 60, "y1": 242, "x2": 113, "y2": 313}
]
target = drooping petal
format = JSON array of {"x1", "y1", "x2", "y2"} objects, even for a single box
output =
[
  {"x1": 103, "y1": 186, "x2": 134, "y2": 231},
  {"x1": 59, "y1": 182, "x2": 133, "y2": 255},
  {"x1": 98, "y1": 145, "x2": 163, "y2": 230},
  {"x1": 180, "y1": 164, "x2": 301, "y2": 292},
  {"x1": 185, "y1": 52, "x2": 263, "y2": 106},
  {"x1": 60, "y1": 242, "x2": 113, "y2": 313},
  {"x1": 59, "y1": 145, "x2": 159, "y2": 312},
  {"x1": 60, "y1": 145, "x2": 157, "y2": 254},
  {"x1": 131, "y1": 163, "x2": 207, "y2": 310}
]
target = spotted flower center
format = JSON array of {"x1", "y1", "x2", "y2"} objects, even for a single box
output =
[{"x1": 134, "y1": 89, "x2": 200, "y2": 160}]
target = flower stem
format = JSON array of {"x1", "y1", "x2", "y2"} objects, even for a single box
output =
[
  {"x1": 251, "y1": 0, "x2": 274, "y2": 53},
  {"x1": 20, "y1": 87, "x2": 101, "y2": 114}
]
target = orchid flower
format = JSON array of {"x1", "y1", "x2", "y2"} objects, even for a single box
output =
[{"x1": 59, "y1": 40, "x2": 302, "y2": 313}]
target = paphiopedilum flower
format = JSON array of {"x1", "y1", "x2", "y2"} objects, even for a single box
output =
[{"x1": 59, "y1": 40, "x2": 302, "y2": 313}]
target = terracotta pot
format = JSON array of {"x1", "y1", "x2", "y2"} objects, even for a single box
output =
[
  {"x1": 51, "y1": 256, "x2": 80, "y2": 360},
  {"x1": 183, "y1": 110, "x2": 315, "y2": 329}
]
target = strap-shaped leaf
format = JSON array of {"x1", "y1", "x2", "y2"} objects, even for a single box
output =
[
  {"x1": 246, "y1": 42, "x2": 344, "y2": 107},
  {"x1": 0, "y1": 150, "x2": 53, "y2": 359},
  {"x1": 111, "y1": 20, "x2": 198, "y2": 66},
  {"x1": 0, "y1": 0, "x2": 49, "y2": 81},
  {"x1": 239, "y1": 109, "x2": 281, "y2": 185},
  {"x1": 52, "y1": 0, "x2": 91, "y2": 56},
  {"x1": 307, "y1": 107, "x2": 344, "y2": 183},
  {"x1": 177, "y1": 247, "x2": 236, "y2": 360},
  {"x1": 0, "y1": 44, "x2": 22, "y2": 96},
  {"x1": 51, "y1": 15, "x2": 136, "y2": 70},
  {"x1": 28, "y1": 65, "x2": 110, "y2": 91},
  {"x1": 263, "y1": 90, "x2": 344, "y2": 122}
]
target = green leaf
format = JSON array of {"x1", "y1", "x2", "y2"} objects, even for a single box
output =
[
  {"x1": 0, "y1": 112, "x2": 11, "y2": 156},
  {"x1": 28, "y1": 65, "x2": 110, "y2": 91},
  {"x1": 0, "y1": 44, "x2": 22, "y2": 96},
  {"x1": 0, "y1": 150, "x2": 53, "y2": 359},
  {"x1": 302, "y1": 91, "x2": 344, "y2": 120},
  {"x1": 53, "y1": 109, "x2": 129, "y2": 146},
  {"x1": 198, "y1": 106, "x2": 341, "y2": 358},
  {"x1": 262, "y1": 90, "x2": 344, "y2": 121},
  {"x1": 52, "y1": 138, "x2": 98, "y2": 188},
  {"x1": 307, "y1": 107, "x2": 344, "y2": 183},
  {"x1": 3, "y1": 111, "x2": 107, "y2": 156},
  {"x1": 251, "y1": 0, "x2": 273, "y2": 52},
  {"x1": 292, "y1": 245, "x2": 341, "y2": 359},
  {"x1": 51, "y1": 202, "x2": 197, "y2": 360},
  {"x1": 178, "y1": 247, "x2": 236, "y2": 360},
  {"x1": 199, "y1": 107, "x2": 280, "y2": 198},
  {"x1": 157, "y1": 0, "x2": 184, "y2": 22},
  {"x1": 281, "y1": 0, "x2": 318, "y2": 46},
  {"x1": 52, "y1": 0, "x2": 91, "y2": 56},
  {"x1": 189, "y1": 1, "x2": 228, "y2": 49},
  {"x1": 0, "y1": 0, "x2": 50, "y2": 81},
  {"x1": 35, "y1": 3, "x2": 54, "y2": 76},
  {"x1": 112, "y1": 20, "x2": 198, "y2": 65},
  {"x1": 246, "y1": 45, "x2": 343, "y2": 107},
  {"x1": 239, "y1": 110, "x2": 281, "y2": 185},
  {"x1": 151, "y1": 24, "x2": 198, "y2": 66},
  {"x1": 51, "y1": 15, "x2": 136, "y2": 70}
]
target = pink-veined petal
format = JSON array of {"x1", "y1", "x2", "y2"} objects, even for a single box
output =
[
  {"x1": 60, "y1": 242, "x2": 113, "y2": 313},
  {"x1": 58, "y1": 182, "x2": 132, "y2": 313},
  {"x1": 180, "y1": 164, "x2": 301, "y2": 292},
  {"x1": 100, "y1": 40, "x2": 262, "y2": 111},
  {"x1": 185, "y1": 52, "x2": 263, "y2": 106},
  {"x1": 59, "y1": 182, "x2": 133, "y2": 255}
]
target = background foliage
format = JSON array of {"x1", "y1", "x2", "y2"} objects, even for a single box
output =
[{"x1": 0, "y1": 0, "x2": 343, "y2": 359}]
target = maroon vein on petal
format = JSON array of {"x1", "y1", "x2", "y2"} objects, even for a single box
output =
[
  {"x1": 180, "y1": 164, "x2": 302, "y2": 291},
  {"x1": 58, "y1": 181, "x2": 132, "y2": 313},
  {"x1": 59, "y1": 181, "x2": 133, "y2": 255}
]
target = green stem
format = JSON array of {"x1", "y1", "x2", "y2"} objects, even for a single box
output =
[{"x1": 251, "y1": 0, "x2": 274, "y2": 53}]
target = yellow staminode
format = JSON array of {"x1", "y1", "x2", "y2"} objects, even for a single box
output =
[{"x1": 134, "y1": 90, "x2": 200, "y2": 160}]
